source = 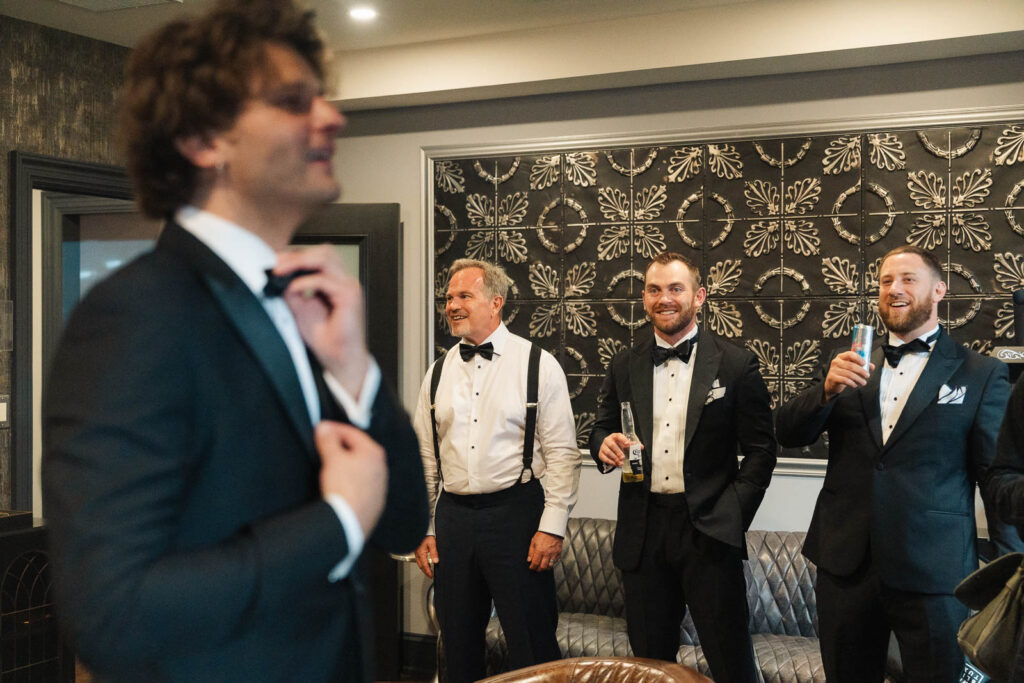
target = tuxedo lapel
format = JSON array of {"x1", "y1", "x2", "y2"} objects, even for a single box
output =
[
  {"x1": 684, "y1": 330, "x2": 722, "y2": 451},
  {"x1": 883, "y1": 330, "x2": 963, "y2": 452},
  {"x1": 628, "y1": 338, "x2": 655, "y2": 454},
  {"x1": 860, "y1": 345, "x2": 885, "y2": 450},
  {"x1": 309, "y1": 351, "x2": 348, "y2": 423},
  {"x1": 158, "y1": 223, "x2": 316, "y2": 457}
]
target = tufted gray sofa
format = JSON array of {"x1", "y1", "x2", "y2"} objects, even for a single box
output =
[{"x1": 482, "y1": 517, "x2": 903, "y2": 682}]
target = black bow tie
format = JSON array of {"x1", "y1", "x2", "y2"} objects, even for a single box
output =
[
  {"x1": 652, "y1": 336, "x2": 697, "y2": 366},
  {"x1": 459, "y1": 342, "x2": 494, "y2": 361},
  {"x1": 263, "y1": 268, "x2": 317, "y2": 298},
  {"x1": 882, "y1": 331, "x2": 938, "y2": 368}
]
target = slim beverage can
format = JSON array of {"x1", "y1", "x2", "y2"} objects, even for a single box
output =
[{"x1": 852, "y1": 323, "x2": 873, "y2": 368}]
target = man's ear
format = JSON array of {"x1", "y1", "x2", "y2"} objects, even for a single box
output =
[
  {"x1": 934, "y1": 279, "x2": 948, "y2": 303},
  {"x1": 174, "y1": 133, "x2": 219, "y2": 169}
]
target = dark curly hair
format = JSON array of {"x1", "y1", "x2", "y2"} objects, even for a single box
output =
[{"x1": 120, "y1": 0, "x2": 326, "y2": 218}]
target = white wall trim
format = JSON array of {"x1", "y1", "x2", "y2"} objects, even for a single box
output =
[
  {"x1": 774, "y1": 457, "x2": 829, "y2": 478},
  {"x1": 422, "y1": 104, "x2": 1024, "y2": 160}
]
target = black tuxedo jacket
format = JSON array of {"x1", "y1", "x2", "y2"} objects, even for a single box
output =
[
  {"x1": 589, "y1": 330, "x2": 776, "y2": 570},
  {"x1": 776, "y1": 329, "x2": 1009, "y2": 594},
  {"x1": 42, "y1": 223, "x2": 428, "y2": 681}
]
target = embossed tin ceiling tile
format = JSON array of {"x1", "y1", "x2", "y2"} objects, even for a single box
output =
[
  {"x1": 432, "y1": 119, "x2": 1024, "y2": 463},
  {"x1": 917, "y1": 128, "x2": 983, "y2": 160}
]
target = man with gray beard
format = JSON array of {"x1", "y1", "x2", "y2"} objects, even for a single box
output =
[{"x1": 412, "y1": 258, "x2": 580, "y2": 683}]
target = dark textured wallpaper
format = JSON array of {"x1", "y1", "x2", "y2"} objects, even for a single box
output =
[
  {"x1": 0, "y1": 16, "x2": 128, "y2": 506},
  {"x1": 432, "y1": 125, "x2": 1024, "y2": 458}
]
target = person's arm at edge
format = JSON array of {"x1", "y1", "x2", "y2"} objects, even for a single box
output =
[{"x1": 979, "y1": 363, "x2": 1024, "y2": 528}]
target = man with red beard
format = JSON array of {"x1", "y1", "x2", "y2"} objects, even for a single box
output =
[
  {"x1": 590, "y1": 252, "x2": 776, "y2": 682},
  {"x1": 777, "y1": 245, "x2": 1011, "y2": 682}
]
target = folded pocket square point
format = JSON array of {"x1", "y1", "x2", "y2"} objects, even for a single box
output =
[
  {"x1": 937, "y1": 384, "x2": 967, "y2": 405},
  {"x1": 705, "y1": 386, "x2": 727, "y2": 404}
]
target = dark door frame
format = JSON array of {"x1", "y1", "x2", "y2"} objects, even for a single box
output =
[
  {"x1": 294, "y1": 202, "x2": 403, "y2": 391},
  {"x1": 9, "y1": 151, "x2": 132, "y2": 511},
  {"x1": 294, "y1": 202, "x2": 405, "y2": 681}
]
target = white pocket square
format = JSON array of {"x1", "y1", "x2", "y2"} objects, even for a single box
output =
[
  {"x1": 937, "y1": 384, "x2": 966, "y2": 405},
  {"x1": 706, "y1": 379, "x2": 726, "y2": 404}
]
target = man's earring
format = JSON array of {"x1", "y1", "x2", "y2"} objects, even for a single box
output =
[{"x1": 215, "y1": 160, "x2": 227, "y2": 176}]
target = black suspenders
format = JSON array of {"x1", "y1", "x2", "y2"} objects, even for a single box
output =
[
  {"x1": 521, "y1": 343, "x2": 541, "y2": 482},
  {"x1": 429, "y1": 355, "x2": 445, "y2": 481},
  {"x1": 429, "y1": 342, "x2": 542, "y2": 484}
]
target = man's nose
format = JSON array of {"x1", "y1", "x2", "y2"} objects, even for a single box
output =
[{"x1": 314, "y1": 96, "x2": 345, "y2": 133}]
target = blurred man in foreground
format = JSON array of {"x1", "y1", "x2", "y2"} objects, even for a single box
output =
[{"x1": 42, "y1": 1, "x2": 426, "y2": 679}]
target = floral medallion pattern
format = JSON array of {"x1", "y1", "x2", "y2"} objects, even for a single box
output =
[{"x1": 433, "y1": 123, "x2": 1024, "y2": 458}]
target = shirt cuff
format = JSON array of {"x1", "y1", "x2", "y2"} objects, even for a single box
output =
[
  {"x1": 538, "y1": 507, "x2": 570, "y2": 538},
  {"x1": 324, "y1": 493, "x2": 366, "y2": 582},
  {"x1": 324, "y1": 359, "x2": 381, "y2": 429}
]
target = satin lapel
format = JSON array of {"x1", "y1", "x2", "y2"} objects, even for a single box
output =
[
  {"x1": 883, "y1": 331, "x2": 962, "y2": 453},
  {"x1": 629, "y1": 338, "x2": 655, "y2": 454},
  {"x1": 684, "y1": 332, "x2": 722, "y2": 451},
  {"x1": 309, "y1": 351, "x2": 348, "y2": 423},
  {"x1": 859, "y1": 345, "x2": 885, "y2": 450},
  {"x1": 159, "y1": 223, "x2": 316, "y2": 458}
]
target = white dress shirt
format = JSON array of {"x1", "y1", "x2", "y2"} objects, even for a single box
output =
[
  {"x1": 650, "y1": 328, "x2": 698, "y2": 493},
  {"x1": 176, "y1": 206, "x2": 380, "y2": 581},
  {"x1": 413, "y1": 323, "x2": 581, "y2": 537},
  {"x1": 879, "y1": 325, "x2": 940, "y2": 444}
]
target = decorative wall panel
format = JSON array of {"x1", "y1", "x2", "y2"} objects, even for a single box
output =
[
  {"x1": 0, "y1": 16, "x2": 128, "y2": 506},
  {"x1": 432, "y1": 123, "x2": 1024, "y2": 458}
]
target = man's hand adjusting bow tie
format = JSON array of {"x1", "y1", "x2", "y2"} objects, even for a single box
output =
[
  {"x1": 263, "y1": 268, "x2": 317, "y2": 298},
  {"x1": 652, "y1": 338, "x2": 695, "y2": 365},
  {"x1": 460, "y1": 342, "x2": 494, "y2": 361}
]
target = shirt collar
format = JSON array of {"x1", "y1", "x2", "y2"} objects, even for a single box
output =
[
  {"x1": 175, "y1": 205, "x2": 277, "y2": 296},
  {"x1": 462, "y1": 322, "x2": 509, "y2": 356},
  {"x1": 654, "y1": 325, "x2": 699, "y2": 349},
  {"x1": 887, "y1": 324, "x2": 941, "y2": 348}
]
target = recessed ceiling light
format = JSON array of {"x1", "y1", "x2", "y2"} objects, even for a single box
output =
[{"x1": 349, "y1": 6, "x2": 377, "y2": 22}]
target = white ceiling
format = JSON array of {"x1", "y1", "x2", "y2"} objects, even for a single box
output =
[
  {"x1": 0, "y1": 0, "x2": 743, "y2": 51},
  {"x1": 2, "y1": 0, "x2": 1023, "y2": 110}
]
